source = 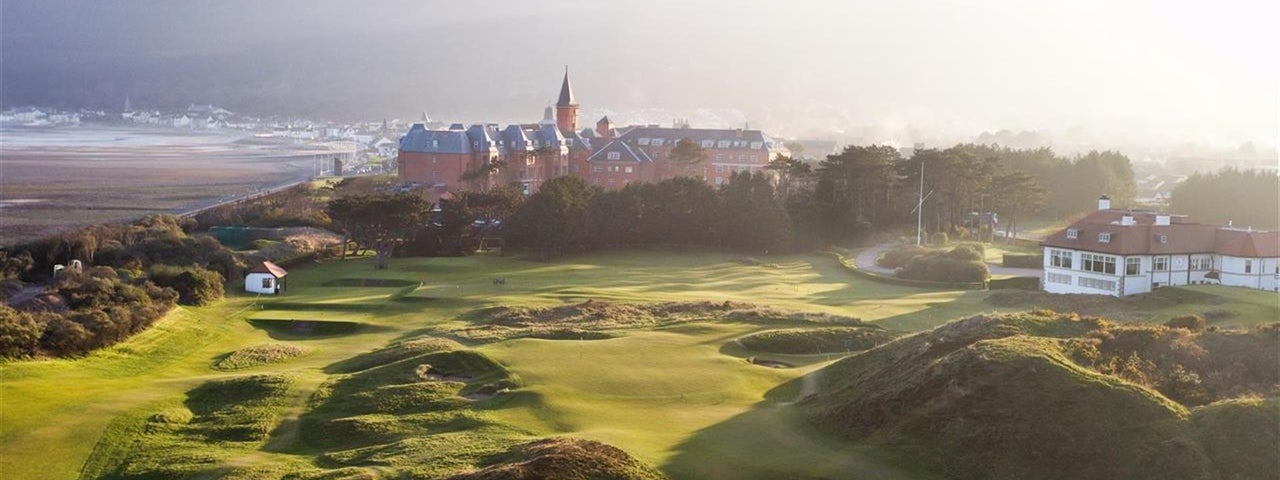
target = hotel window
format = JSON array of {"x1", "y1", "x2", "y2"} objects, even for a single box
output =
[
  {"x1": 1066, "y1": 229, "x2": 1078, "y2": 239},
  {"x1": 624, "y1": 166, "x2": 633, "y2": 173},
  {"x1": 1126, "y1": 257, "x2": 1141, "y2": 275},
  {"x1": 701, "y1": 140, "x2": 714, "y2": 148},
  {"x1": 751, "y1": 141, "x2": 763, "y2": 149},
  {"x1": 1158, "y1": 234, "x2": 1168, "y2": 244},
  {"x1": 1050, "y1": 249, "x2": 1073, "y2": 268},
  {"x1": 718, "y1": 140, "x2": 731, "y2": 148},
  {"x1": 1245, "y1": 260, "x2": 1253, "y2": 273},
  {"x1": 607, "y1": 152, "x2": 621, "y2": 160},
  {"x1": 1153, "y1": 256, "x2": 1168, "y2": 272},
  {"x1": 1082, "y1": 253, "x2": 1116, "y2": 274},
  {"x1": 591, "y1": 165, "x2": 603, "y2": 172},
  {"x1": 716, "y1": 154, "x2": 725, "y2": 161},
  {"x1": 1098, "y1": 232, "x2": 1112, "y2": 243}
]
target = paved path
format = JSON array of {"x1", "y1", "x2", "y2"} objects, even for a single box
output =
[
  {"x1": 5, "y1": 284, "x2": 46, "y2": 307},
  {"x1": 855, "y1": 243, "x2": 1041, "y2": 278}
]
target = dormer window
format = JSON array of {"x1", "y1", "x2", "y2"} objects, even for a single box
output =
[
  {"x1": 652, "y1": 139, "x2": 664, "y2": 146},
  {"x1": 1098, "y1": 232, "x2": 1112, "y2": 243},
  {"x1": 638, "y1": 138, "x2": 650, "y2": 145},
  {"x1": 1066, "y1": 228, "x2": 1079, "y2": 239},
  {"x1": 607, "y1": 152, "x2": 620, "y2": 160}
]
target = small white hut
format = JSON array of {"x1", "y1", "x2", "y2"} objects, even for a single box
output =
[{"x1": 245, "y1": 261, "x2": 288, "y2": 295}]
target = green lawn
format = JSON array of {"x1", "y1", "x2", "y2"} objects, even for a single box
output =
[{"x1": 1, "y1": 249, "x2": 1273, "y2": 479}]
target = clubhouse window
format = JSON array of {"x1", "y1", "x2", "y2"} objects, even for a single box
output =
[
  {"x1": 1125, "y1": 257, "x2": 1140, "y2": 275},
  {"x1": 1081, "y1": 253, "x2": 1116, "y2": 274}
]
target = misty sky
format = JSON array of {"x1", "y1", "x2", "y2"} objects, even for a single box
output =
[{"x1": 2, "y1": 0, "x2": 1276, "y2": 149}]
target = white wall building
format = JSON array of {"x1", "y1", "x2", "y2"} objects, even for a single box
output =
[
  {"x1": 1041, "y1": 196, "x2": 1279, "y2": 297},
  {"x1": 245, "y1": 261, "x2": 288, "y2": 295}
]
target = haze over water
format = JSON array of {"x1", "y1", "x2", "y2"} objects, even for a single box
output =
[{"x1": 2, "y1": 0, "x2": 1276, "y2": 150}]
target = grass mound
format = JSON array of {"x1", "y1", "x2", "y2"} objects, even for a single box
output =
[
  {"x1": 323, "y1": 278, "x2": 420, "y2": 287},
  {"x1": 214, "y1": 343, "x2": 308, "y2": 370},
  {"x1": 1190, "y1": 397, "x2": 1280, "y2": 480},
  {"x1": 801, "y1": 311, "x2": 1277, "y2": 480},
  {"x1": 88, "y1": 374, "x2": 296, "y2": 479},
  {"x1": 737, "y1": 326, "x2": 900, "y2": 355},
  {"x1": 327, "y1": 336, "x2": 465, "y2": 373},
  {"x1": 296, "y1": 343, "x2": 539, "y2": 478},
  {"x1": 455, "y1": 300, "x2": 863, "y2": 342},
  {"x1": 445, "y1": 438, "x2": 668, "y2": 480}
]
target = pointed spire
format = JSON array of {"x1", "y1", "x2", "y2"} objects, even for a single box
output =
[{"x1": 556, "y1": 65, "x2": 577, "y2": 107}]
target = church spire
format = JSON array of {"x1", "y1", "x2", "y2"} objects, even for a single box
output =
[{"x1": 556, "y1": 65, "x2": 577, "y2": 107}]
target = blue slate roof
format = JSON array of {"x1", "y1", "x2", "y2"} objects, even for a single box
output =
[
  {"x1": 587, "y1": 139, "x2": 652, "y2": 163},
  {"x1": 399, "y1": 123, "x2": 473, "y2": 154}
]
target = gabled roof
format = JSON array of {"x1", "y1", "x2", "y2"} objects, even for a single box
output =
[
  {"x1": 1042, "y1": 209, "x2": 1279, "y2": 257},
  {"x1": 399, "y1": 124, "x2": 473, "y2": 154},
  {"x1": 1216, "y1": 229, "x2": 1280, "y2": 257},
  {"x1": 557, "y1": 67, "x2": 577, "y2": 107},
  {"x1": 587, "y1": 139, "x2": 652, "y2": 163},
  {"x1": 248, "y1": 261, "x2": 287, "y2": 278}
]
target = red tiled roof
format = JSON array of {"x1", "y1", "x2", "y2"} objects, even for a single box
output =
[
  {"x1": 1216, "y1": 230, "x2": 1280, "y2": 257},
  {"x1": 1041, "y1": 210, "x2": 1278, "y2": 257},
  {"x1": 248, "y1": 261, "x2": 288, "y2": 277}
]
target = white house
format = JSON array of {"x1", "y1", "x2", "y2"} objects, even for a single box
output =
[
  {"x1": 370, "y1": 137, "x2": 397, "y2": 157},
  {"x1": 1041, "y1": 196, "x2": 1280, "y2": 297},
  {"x1": 245, "y1": 261, "x2": 288, "y2": 295}
]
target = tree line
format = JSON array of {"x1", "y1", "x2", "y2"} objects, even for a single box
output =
[
  {"x1": 1170, "y1": 168, "x2": 1279, "y2": 230},
  {"x1": 322, "y1": 143, "x2": 1140, "y2": 260},
  {"x1": 0, "y1": 215, "x2": 239, "y2": 358}
]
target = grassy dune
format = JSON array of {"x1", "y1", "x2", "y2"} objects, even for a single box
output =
[{"x1": 1, "y1": 250, "x2": 1274, "y2": 479}]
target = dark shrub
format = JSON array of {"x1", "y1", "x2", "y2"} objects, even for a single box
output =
[
  {"x1": 1166, "y1": 315, "x2": 1207, "y2": 332},
  {"x1": 150, "y1": 265, "x2": 226, "y2": 306},
  {"x1": 0, "y1": 306, "x2": 44, "y2": 358},
  {"x1": 897, "y1": 246, "x2": 990, "y2": 283},
  {"x1": 878, "y1": 245, "x2": 929, "y2": 269}
]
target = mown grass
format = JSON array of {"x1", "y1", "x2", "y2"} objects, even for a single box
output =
[{"x1": 1, "y1": 249, "x2": 1274, "y2": 479}]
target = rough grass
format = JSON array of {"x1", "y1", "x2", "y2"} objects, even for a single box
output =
[
  {"x1": 1190, "y1": 397, "x2": 1280, "y2": 480},
  {"x1": 453, "y1": 300, "x2": 865, "y2": 342},
  {"x1": 737, "y1": 327, "x2": 901, "y2": 355},
  {"x1": 985, "y1": 286, "x2": 1280, "y2": 326},
  {"x1": 83, "y1": 374, "x2": 297, "y2": 479},
  {"x1": 801, "y1": 311, "x2": 1276, "y2": 480},
  {"x1": 326, "y1": 336, "x2": 465, "y2": 374},
  {"x1": 445, "y1": 437, "x2": 669, "y2": 480},
  {"x1": 214, "y1": 343, "x2": 308, "y2": 370}
]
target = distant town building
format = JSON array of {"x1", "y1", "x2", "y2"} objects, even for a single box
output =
[
  {"x1": 1041, "y1": 196, "x2": 1280, "y2": 296},
  {"x1": 396, "y1": 68, "x2": 788, "y2": 197}
]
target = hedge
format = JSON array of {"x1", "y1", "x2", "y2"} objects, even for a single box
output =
[
  {"x1": 831, "y1": 251, "x2": 987, "y2": 290},
  {"x1": 1002, "y1": 253, "x2": 1044, "y2": 269}
]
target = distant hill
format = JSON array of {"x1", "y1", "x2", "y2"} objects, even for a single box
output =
[{"x1": 800, "y1": 311, "x2": 1279, "y2": 480}]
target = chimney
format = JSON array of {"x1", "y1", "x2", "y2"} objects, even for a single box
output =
[
  {"x1": 1098, "y1": 195, "x2": 1111, "y2": 211},
  {"x1": 1155, "y1": 215, "x2": 1170, "y2": 226},
  {"x1": 1120, "y1": 214, "x2": 1135, "y2": 226}
]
